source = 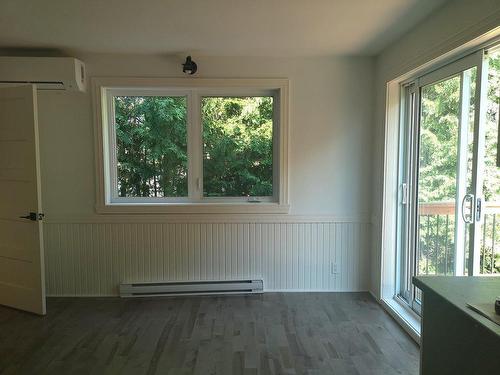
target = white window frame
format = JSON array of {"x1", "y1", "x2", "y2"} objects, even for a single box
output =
[{"x1": 92, "y1": 77, "x2": 289, "y2": 214}]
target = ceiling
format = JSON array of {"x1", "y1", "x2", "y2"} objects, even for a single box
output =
[{"x1": 0, "y1": 0, "x2": 449, "y2": 57}]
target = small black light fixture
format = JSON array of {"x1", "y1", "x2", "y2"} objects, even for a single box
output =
[{"x1": 182, "y1": 55, "x2": 197, "y2": 75}]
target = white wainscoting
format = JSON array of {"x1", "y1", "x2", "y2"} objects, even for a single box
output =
[{"x1": 43, "y1": 219, "x2": 370, "y2": 296}]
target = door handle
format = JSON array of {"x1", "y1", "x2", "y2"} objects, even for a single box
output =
[
  {"x1": 19, "y1": 212, "x2": 44, "y2": 221},
  {"x1": 461, "y1": 194, "x2": 474, "y2": 224},
  {"x1": 475, "y1": 197, "x2": 482, "y2": 222}
]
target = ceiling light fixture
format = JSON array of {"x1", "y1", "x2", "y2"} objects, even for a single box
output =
[{"x1": 182, "y1": 56, "x2": 197, "y2": 75}]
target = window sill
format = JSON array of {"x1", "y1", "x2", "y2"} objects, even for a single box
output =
[
  {"x1": 380, "y1": 296, "x2": 421, "y2": 344},
  {"x1": 95, "y1": 202, "x2": 290, "y2": 215}
]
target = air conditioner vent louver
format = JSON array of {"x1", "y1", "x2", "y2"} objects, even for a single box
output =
[{"x1": 119, "y1": 279, "x2": 263, "y2": 297}]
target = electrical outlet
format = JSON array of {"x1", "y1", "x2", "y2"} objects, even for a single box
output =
[{"x1": 331, "y1": 262, "x2": 339, "y2": 275}]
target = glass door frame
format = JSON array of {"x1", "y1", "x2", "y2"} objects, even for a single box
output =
[{"x1": 396, "y1": 49, "x2": 490, "y2": 313}]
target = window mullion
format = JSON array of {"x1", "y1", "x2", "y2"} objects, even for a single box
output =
[
  {"x1": 107, "y1": 93, "x2": 118, "y2": 203},
  {"x1": 272, "y1": 92, "x2": 280, "y2": 203},
  {"x1": 187, "y1": 90, "x2": 203, "y2": 201}
]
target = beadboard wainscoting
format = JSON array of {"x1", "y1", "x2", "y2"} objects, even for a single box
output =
[{"x1": 43, "y1": 219, "x2": 370, "y2": 296}]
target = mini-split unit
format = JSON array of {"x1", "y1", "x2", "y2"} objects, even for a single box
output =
[{"x1": 0, "y1": 56, "x2": 86, "y2": 92}]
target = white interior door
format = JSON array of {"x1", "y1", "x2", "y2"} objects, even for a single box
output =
[{"x1": 0, "y1": 85, "x2": 45, "y2": 315}]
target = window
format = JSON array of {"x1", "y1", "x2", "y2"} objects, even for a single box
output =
[{"x1": 93, "y1": 78, "x2": 289, "y2": 213}]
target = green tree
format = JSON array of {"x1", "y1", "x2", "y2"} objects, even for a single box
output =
[
  {"x1": 202, "y1": 97, "x2": 273, "y2": 197},
  {"x1": 115, "y1": 96, "x2": 188, "y2": 197},
  {"x1": 114, "y1": 95, "x2": 274, "y2": 199}
]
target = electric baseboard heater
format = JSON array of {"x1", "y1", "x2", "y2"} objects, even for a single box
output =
[{"x1": 119, "y1": 279, "x2": 264, "y2": 297}]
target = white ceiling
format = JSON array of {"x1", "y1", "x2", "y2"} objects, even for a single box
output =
[{"x1": 0, "y1": 0, "x2": 449, "y2": 57}]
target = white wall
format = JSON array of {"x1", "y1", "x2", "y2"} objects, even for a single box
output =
[
  {"x1": 37, "y1": 54, "x2": 375, "y2": 295},
  {"x1": 371, "y1": 0, "x2": 500, "y2": 297}
]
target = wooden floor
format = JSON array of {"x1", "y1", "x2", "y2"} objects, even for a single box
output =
[{"x1": 0, "y1": 293, "x2": 419, "y2": 375}]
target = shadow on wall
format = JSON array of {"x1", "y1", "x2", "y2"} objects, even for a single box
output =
[
  {"x1": 359, "y1": 0, "x2": 450, "y2": 54},
  {"x1": 0, "y1": 47, "x2": 69, "y2": 57}
]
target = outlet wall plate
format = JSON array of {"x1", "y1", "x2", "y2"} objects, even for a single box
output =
[{"x1": 330, "y1": 262, "x2": 339, "y2": 275}]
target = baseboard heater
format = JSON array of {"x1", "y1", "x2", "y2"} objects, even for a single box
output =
[{"x1": 119, "y1": 279, "x2": 264, "y2": 297}]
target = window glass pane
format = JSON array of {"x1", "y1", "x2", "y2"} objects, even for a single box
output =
[
  {"x1": 416, "y1": 68, "x2": 476, "y2": 280},
  {"x1": 114, "y1": 96, "x2": 188, "y2": 197},
  {"x1": 202, "y1": 96, "x2": 273, "y2": 197},
  {"x1": 417, "y1": 75, "x2": 462, "y2": 278},
  {"x1": 480, "y1": 48, "x2": 500, "y2": 274}
]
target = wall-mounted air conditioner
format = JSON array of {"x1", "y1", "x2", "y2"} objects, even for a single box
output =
[{"x1": 0, "y1": 57, "x2": 86, "y2": 92}]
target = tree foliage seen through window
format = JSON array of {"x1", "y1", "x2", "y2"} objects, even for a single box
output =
[
  {"x1": 115, "y1": 96, "x2": 188, "y2": 197},
  {"x1": 114, "y1": 95, "x2": 274, "y2": 198},
  {"x1": 202, "y1": 97, "x2": 273, "y2": 197}
]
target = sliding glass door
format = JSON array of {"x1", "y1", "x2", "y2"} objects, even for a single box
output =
[{"x1": 397, "y1": 45, "x2": 500, "y2": 313}]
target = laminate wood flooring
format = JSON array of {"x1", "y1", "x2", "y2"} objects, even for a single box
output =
[{"x1": 0, "y1": 293, "x2": 419, "y2": 375}]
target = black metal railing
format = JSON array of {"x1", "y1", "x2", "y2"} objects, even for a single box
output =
[{"x1": 417, "y1": 202, "x2": 500, "y2": 276}]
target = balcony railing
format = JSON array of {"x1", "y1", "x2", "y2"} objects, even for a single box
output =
[{"x1": 417, "y1": 201, "x2": 500, "y2": 276}]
